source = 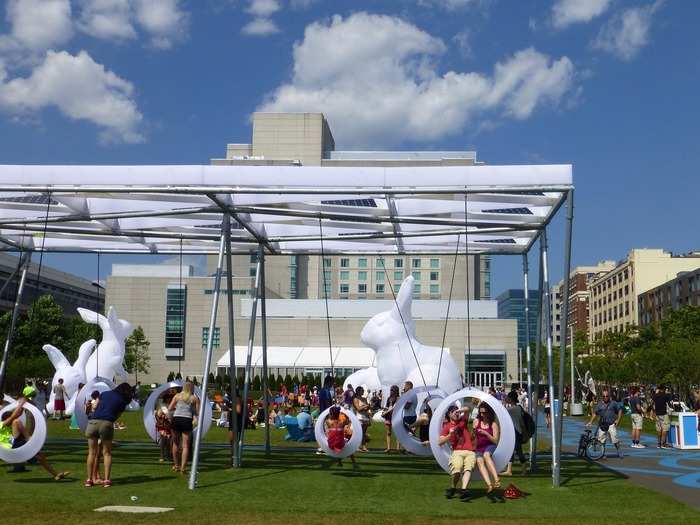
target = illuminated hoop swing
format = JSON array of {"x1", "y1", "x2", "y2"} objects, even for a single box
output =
[
  {"x1": 0, "y1": 399, "x2": 47, "y2": 464},
  {"x1": 143, "y1": 381, "x2": 212, "y2": 442},
  {"x1": 391, "y1": 385, "x2": 447, "y2": 456},
  {"x1": 314, "y1": 406, "x2": 363, "y2": 459},
  {"x1": 428, "y1": 388, "x2": 515, "y2": 475}
]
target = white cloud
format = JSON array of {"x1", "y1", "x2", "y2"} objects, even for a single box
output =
[
  {"x1": 246, "y1": 0, "x2": 281, "y2": 18},
  {"x1": 0, "y1": 50, "x2": 144, "y2": 143},
  {"x1": 3, "y1": 0, "x2": 73, "y2": 52},
  {"x1": 551, "y1": 0, "x2": 612, "y2": 29},
  {"x1": 592, "y1": 1, "x2": 663, "y2": 61},
  {"x1": 418, "y1": 0, "x2": 479, "y2": 9},
  {"x1": 132, "y1": 0, "x2": 188, "y2": 49},
  {"x1": 242, "y1": 18, "x2": 280, "y2": 36},
  {"x1": 289, "y1": 0, "x2": 319, "y2": 8},
  {"x1": 77, "y1": 0, "x2": 137, "y2": 41},
  {"x1": 259, "y1": 13, "x2": 576, "y2": 147}
]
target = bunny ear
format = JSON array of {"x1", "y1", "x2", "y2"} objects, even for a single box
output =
[
  {"x1": 107, "y1": 305, "x2": 119, "y2": 325},
  {"x1": 43, "y1": 344, "x2": 70, "y2": 370},
  {"x1": 77, "y1": 307, "x2": 108, "y2": 330},
  {"x1": 392, "y1": 276, "x2": 415, "y2": 323},
  {"x1": 75, "y1": 339, "x2": 96, "y2": 369}
]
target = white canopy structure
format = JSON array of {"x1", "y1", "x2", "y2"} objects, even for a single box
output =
[
  {"x1": 0, "y1": 162, "x2": 574, "y2": 490},
  {"x1": 0, "y1": 164, "x2": 571, "y2": 255},
  {"x1": 216, "y1": 346, "x2": 376, "y2": 373}
]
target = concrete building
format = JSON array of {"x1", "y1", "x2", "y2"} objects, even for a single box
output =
[
  {"x1": 105, "y1": 265, "x2": 517, "y2": 388},
  {"x1": 638, "y1": 268, "x2": 700, "y2": 327},
  {"x1": 588, "y1": 249, "x2": 700, "y2": 341},
  {"x1": 0, "y1": 253, "x2": 103, "y2": 315},
  {"x1": 496, "y1": 289, "x2": 541, "y2": 355},
  {"x1": 210, "y1": 113, "x2": 491, "y2": 301}
]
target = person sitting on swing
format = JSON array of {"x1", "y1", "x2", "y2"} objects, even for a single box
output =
[
  {"x1": 1, "y1": 395, "x2": 69, "y2": 480},
  {"x1": 325, "y1": 406, "x2": 356, "y2": 467},
  {"x1": 439, "y1": 404, "x2": 475, "y2": 500}
]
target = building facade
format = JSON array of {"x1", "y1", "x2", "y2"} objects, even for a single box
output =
[
  {"x1": 496, "y1": 289, "x2": 541, "y2": 354},
  {"x1": 588, "y1": 249, "x2": 700, "y2": 341},
  {"x1": 638, "y1": 268, "x2": 700, "y2": 326}
]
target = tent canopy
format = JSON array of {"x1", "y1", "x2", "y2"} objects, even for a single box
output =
[
  {"x1": 0, "y1": 164, "x2": 572, "y2": 255},
  {"x1": 216, "y1": 346, "x2": 377, "y2": 369}
]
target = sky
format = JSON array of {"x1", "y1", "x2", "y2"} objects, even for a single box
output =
[{"x1": 0, "y1": 0, "x2": 698, "y2": 298}]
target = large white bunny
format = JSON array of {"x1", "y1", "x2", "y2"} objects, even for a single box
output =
[
  {"x1": 78, "y1": 306, "x2": 134, "y2": 384},
  {"x1": 359, "y1": 276, "x2": 463, "y2": 396},
  {"x1": 44, "y1": 339, "x2": 95, "y2": 416}
]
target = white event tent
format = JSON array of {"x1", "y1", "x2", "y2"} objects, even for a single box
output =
[{"x1": 0, "y1": 163, "x2": 573, "y2": 489}]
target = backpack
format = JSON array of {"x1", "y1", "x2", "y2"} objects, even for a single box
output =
[{"x1": 521, "y1": 408, "x2": 536, "y2": 442}]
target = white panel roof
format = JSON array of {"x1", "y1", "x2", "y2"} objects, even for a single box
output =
[
  {"x1": 0, "y1": 164, "x2": 572, "y2": 255},
  {"x1": 216, "y1": 346, "x2": 375, "y2": 368}
]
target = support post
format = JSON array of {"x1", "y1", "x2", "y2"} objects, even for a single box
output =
[
  {"x1": 189, "y1": 231, "x2": 226, "y2": 490},
  {"x1": 259, "y1": 245, "x2": 271, "y2": 455},
  {"x1": 531, "y1": 241, "x2": 545, "y2": 471},
  {"x1": 541, "y1": 229, "x2": 560, "y2": 487},
  {"x1": 224, "y1": 217, "x2": 239, "y2": 468},
  {"x1": 0, "y1": 252, "x2": 31, "y2": 394},
  {"x1": 522, "y1": 254, "x2": 533, "y2": 443},
  {"x1": 237, "y1": 257, "x2": 262, "y2": 466},
  {"x1": 557, "y1": 189, "x2": 574, "y2": 481}
]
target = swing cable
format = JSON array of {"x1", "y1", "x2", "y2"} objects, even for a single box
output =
[
  {"x1": 436, "y1": 232, "x2": 461, "y2": 386},
  {"x1": 464, "y1": 191, "x2": 473, "y2": 386},
  {"x1": 318, "y1": 217, "x2": 334, "y2": 379}
]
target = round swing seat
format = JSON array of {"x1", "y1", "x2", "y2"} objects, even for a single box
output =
[
  {"x1": 314, "y1": 406, "x2": 363, "y2": 459},
  {"x1": 0, "y1": 395, "x2": 26, "y2": 426},
  {"x1": 391, "y1": 385, "x2": 447, "y2": 456},
  {"x1": 143, "y1": 381, "x2": 212, "y2": 442},
  {"x1": 0, "y1": 400, "x2": 47, "y2": 464},
  {"x1": 75, "y1": 377, "x2": 116, "y2": 433}
]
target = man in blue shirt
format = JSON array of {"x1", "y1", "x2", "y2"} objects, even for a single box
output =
[
  {"x1": 297, "y1": 406, "x2": 313, "y2": 441},
  {"x1": 586, "y1": 389, "x2": 624, "y2": 458}
]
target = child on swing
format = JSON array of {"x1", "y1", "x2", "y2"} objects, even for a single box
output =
[{"x1": 325, "y1": 405, "x2": 357, "y2": 467}]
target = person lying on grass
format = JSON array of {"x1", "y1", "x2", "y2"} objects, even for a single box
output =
[{"x1": 1, "y1": 395, "x2": 69, "y2": 481}]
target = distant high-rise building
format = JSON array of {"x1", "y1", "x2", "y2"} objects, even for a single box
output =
[{"x1": 496, "y1": 289, "x2": 541, "y2": 354}]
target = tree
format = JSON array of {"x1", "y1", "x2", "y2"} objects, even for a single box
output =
[
  {"x1": 252, "y1": 374, "x2": 261, "y2": 391},
  {"x1": 125, "y1": 326, "x2": 151, "y2": 384},
  {"x1": 167, "y1": 371, "x2": 175, "y2": 382},
  {"x1": 175, "y1": 371, "x2": 182, "y2": 381}
]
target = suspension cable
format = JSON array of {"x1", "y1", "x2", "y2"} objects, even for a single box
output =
[
  {"x1": 464, "y1": 192, "x2": 472, "y2": 386},
  {"x1": 437, "y1": 233, "x2": 461, "y2": 386},
  {"x1": 34, "y1": 192, "x2": 52, "y2": 290},
  {"x1": 318, "y1": 218, "x2": 334, "y2": 379},
  {"x1": 178, "y1": 236, "x2": 183, "y2": 377}
]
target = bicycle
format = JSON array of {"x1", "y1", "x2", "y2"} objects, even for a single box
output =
[{"x1": 577, "y1": 427, "x2": 605, "y2": 461}]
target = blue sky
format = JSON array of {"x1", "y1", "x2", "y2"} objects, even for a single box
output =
[{"x1": 0, "y1": 0, "x2": 698, "y2": 297}]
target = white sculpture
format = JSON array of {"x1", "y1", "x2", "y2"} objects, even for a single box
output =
[
  {"x1": 43, "y1": 339, "x2": 95, "y2": 416},
  {"x1": 342, "y1": 367, "x2": 381, "y2": 393},
  {"x1": 358, "y1": 276, "x2": 463, "y2": 395},
  {"x1": 78, "y1": 306, "x2": 133, "y2": 384}
]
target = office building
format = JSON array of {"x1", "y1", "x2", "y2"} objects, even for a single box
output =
[
  {"x1": 496, "y1": 289, "x2": 541, "y2": 354},
  {"x1": 638, "y1": 268, "x2": 700, "y2": 326}
]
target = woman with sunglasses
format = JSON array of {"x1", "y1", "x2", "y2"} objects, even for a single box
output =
[{"x1": 473, "y1": 402, "x2": 500, "y2": 493}]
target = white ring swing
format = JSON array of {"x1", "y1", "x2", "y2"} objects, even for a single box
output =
[
  {"x1": 143, "y1": 381, "x2": 212, "y2": 442},
  {"x1": 314, "y1": 406, "x2": 363, "y2": 459},
  {"x1": 0, "y1": 400, "x2": 47, "y2": 464},
  {"x1": 0, "y1": 395, "x2": 26, "y2": 426},
  {"x1": 391, "y1": 385, "x2": 447, "y2": 456},
  {"x1": 428, "y1": 388, "x2": 516, "y2": 475},
  {"x1": 74, "y1": 376, "x2": 116, "y2": 433}
]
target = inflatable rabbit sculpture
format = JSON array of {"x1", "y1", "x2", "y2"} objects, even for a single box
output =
[
  {"x1": 359, "y1": 276, "x2": 463, "y2": 396},
  {"x1": 78, "y1": 306, "x2": 134, "y2": 384},
  {"x1": 43, "y1": 339, "x2": 95, "y2": 416}
]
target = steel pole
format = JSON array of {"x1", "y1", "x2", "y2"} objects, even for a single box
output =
[
  {"x1": 541, "y1": 229, "x2": 559, "y2": 487},
  {"x1": 188, "y1": 231, "x2": 226, "y2": 490},
  {"x1": 0, "y1": 252, "x2": 31, "y2": 394},
  {"x1": 224, "y1": 217, "x2": 239, "y2": 468},
  {"x1": 531, "y1": 241, "x2": 544, "y2": 471},
  {"x1": 259, "y1": 245, "x2": 271, "y2": 455},
  {"x1": 237, "y1": 258, "x2": 262, "y2": 466}
]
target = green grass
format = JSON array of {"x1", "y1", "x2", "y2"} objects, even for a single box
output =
[{"x1": 1, "y1": 412, "x2": 697, "y2": 525}]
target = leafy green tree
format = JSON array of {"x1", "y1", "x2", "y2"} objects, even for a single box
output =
[
  {"x1": 125, "y1": 325, "x2": 151, "y2": 384},
  {"x1": 252, "y1": 374, "x2": 261, "y2": 391},
  {"x1": 167, "y1": 371, "x2": 175, "y2": 382}
]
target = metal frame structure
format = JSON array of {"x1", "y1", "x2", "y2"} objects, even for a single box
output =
[{"x1": 0, "y1": 163, "x2": 573, "y2": 489}]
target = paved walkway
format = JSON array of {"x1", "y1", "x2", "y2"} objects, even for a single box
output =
[{"x1": 550, "y1": 416, "x2": 700, "y2": 509}]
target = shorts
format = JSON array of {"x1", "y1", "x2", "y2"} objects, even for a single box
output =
[
  {"x1": 598, "y1": 424, "x2": 619, "y2": 445},
  {"x1": 448, "y1": 449, "x2": 476, "y2": 476},
  {"x1": 655, "y1": 414, "x2": 670, "y2": 433},
  {"x1": 476, "y1": 445, "x2": 497, "y2": 458},
  {"x1": 172, "y1": 416, "x2": 193, "y2": 433},
  {"x1": 85, "y1": 419, "x2": 114, "y2": 441},
  {"x1": 631, "y1": 414, "x2": 644, "y2": 430},
  {"x1": 54, "y1": 399, "x2": 66, "y2": 411}
]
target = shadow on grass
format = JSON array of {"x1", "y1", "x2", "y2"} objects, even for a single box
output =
[{"x1": 197, "y1": 469, "x2": 290, "y2": 488}]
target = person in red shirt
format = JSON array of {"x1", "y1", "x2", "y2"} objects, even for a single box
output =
[{"x1": 439, "y1": 404, "x2": 476, "y2": 500}]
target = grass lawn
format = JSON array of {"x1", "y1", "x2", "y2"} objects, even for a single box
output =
[{"x1": 2, "y1": 412, "x2": 698, "y2": 525}]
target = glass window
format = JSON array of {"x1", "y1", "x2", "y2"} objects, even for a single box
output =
[
  {"x1": 412, "y1": 271, "x2": 421, "y2": 281},
  {"x1": 358, "y1": 284, "x2": 367, "y2": 294},
  {"x1": 394, "y1": 258, "x2": 403, "y2": 268},
  {"x1": 376, "y1": 271, "x2": 384, "y2": 282},
  {"x1": 358, "y1": 271, "x2": 367, "y2": 281},
  {"x1": 340, "y1": 271, "x2": 349, "y2": 280},
  {"x1": 430, "y1": 258, "x2": 439, "y2": 269},
  {"x1": 376, "y1": 283, "x2": 385, "y2": 294},
  {"x1": 201, "y1": 326, "x2": 220, "y2": 348},
  {"x1": 249, "y1": 267, "x2": 257, "y2": 277},
  {"x1": 340, "y1": 258, "x2": 349, "y2": 268},
  {"x1": 358, "y1": 258, "x2": 368, "y2": 268},
  {"x1": 250, "y1": 254, "x2": 258, "y2": 263},
  {"x1": 430, "y1": 271, "x2": 439, "y2": 281},
  {"x1": 339, "y1": 284, "x2": 349, "y2": 294},
  {"x1": 430, "y1": 284, "x2": 439, "y2": 295},
  {"x1": 323, "y1": 258, "x2": 332, "y2": 268},
  {"x1": 394, "y1": 271, "x2": 403, "y2": 280},
  {"x1": 412, "y1": 259, "x2": 421, "y2": 268},
  {"x1": 323, "y1": 271, "x2": 332, "y2": 281},
  {"x1": 165, "y1": 285, "x2": 186, "y2": 353},
  {"x1": 376, "y1": 258, "x2": 385, "y2": 268},
  {"x1": 413, "y1": 284, "x2": 421, "y2": 296}
]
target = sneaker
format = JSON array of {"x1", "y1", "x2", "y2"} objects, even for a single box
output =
[
  {"x1": 637, "y1": 443, "x2": 647, "y2": 448},
  {"x1": 630, "y1": 443, "x2": 640, "y2": 449},
  {"x1": 445, "y1": 488, "x2": 457, "y2": 499},
  {"x1": 662, "y1": 444, "x2": 673, "y2": 449},
  {"x1": 459, "y1": 489, "x2": 472, "y2": 501}
]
